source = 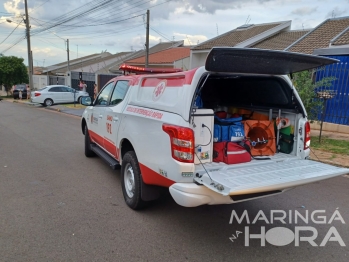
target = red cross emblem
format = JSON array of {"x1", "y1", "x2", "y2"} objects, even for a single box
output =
[{"x1": 152, "y1": 81, "x2": 166, "y2": 101}]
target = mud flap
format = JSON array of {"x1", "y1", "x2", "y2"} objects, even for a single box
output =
[{"x1": 141, "y1": 177, "x2": 161, "y2": 201}]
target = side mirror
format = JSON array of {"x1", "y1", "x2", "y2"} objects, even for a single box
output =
[{"x1": 81, "y1": 96, "x2": 92, "y2": 106}]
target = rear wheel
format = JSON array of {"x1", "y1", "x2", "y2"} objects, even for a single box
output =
[
  {"x1": 121, "y1": 151, "x2": 145, "y2": 210},
  {"x1": 84, "y1": 125, "x2": 96, "y2": 157},
  {"x1": 44, "y1": 98, "x2": 53, "y2": 106}
]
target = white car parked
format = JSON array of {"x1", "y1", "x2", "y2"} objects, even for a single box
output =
[{"x1": 31, "y1": 85, "x2": 89, "y2": 106}]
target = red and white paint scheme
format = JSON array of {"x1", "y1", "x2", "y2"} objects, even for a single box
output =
[{"x1": 81, "y1": 48, "x2": 348, "y2": 209}]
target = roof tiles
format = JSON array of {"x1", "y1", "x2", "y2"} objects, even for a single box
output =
[
  {"x1": 125, "y1": 47, "x2": 190, "y2": 64},
  {"x1": 192, "y1": 22, "x2": 283, "y2": 50},
  {"x1": 332, "y1": 27, "x2": 349, "y2": 45},
  {"x1": 287, "y1": 17, "x2": 349, "y2": 53},
  {"x1": 252, "y1": 30, "x2": 310, "y2": 50}
]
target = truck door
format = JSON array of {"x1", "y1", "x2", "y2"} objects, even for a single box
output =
[
  {"x1": 88, "y1": 81, "x2": 115, "y2": 147},
  {"x1": 103, "y1": 80, "x2": 130, "y2": 160}
]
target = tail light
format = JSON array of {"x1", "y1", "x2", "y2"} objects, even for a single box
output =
[
  {"x1": 304, "y1": 121, "x2": 311, "y2": 150},
  {"x1": 162, "y1": 124, "x2": 194, "y2": 163},
  {"x1": 35, "y1": 92, "x2": 41, "y2": 97}
]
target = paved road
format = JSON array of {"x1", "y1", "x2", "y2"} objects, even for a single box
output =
[{"x1": 1, "y1": 101, "x2": 348, "y2": 262}]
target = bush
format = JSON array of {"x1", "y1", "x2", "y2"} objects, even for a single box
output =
[{"x1": 292, "y1": 70, "x2": 335, "y2": 121}]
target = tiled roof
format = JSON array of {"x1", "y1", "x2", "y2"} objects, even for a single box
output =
[
  {"x1": 107, "y1": 41, "x2": 184, "y2": 72},
  {"x1": 51, "y1": 52, "x2": 129, "y2": 74},
  {"x1": 332, "y1": 27, "x2": 349, "y2": 45},
  {"x1": 252, "y1": 30, "x2": 310, "y2": 50},
  {"x1": 125, "y1": 47, "x2": 190, "y2": 64},
  {"x1": 192, "y1": 22, "x2": 283, "y2": 50},
  {"x1": 51, "y1": 53, "x2": 104, "y2": 67},
  {"x1": 129, "y1": 40, "x2": 185, "y2": 60},
  {"x1": 287, "y1": 17, "x2": 349, "y2": 54}
]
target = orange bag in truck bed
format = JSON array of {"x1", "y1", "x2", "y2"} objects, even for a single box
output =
[
  {"x1": 228, "y1": 108, "x2": 269, "y2": 120},
  {"x1": 244, "y1": 120, "x2": 276, "y2": 156}
]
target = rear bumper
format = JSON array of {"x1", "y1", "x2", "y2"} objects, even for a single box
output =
[
  {"x1": 169, "y1": 183, "x2": 234, "y2": 207},
  {"x1": 169, "y1": 183, "x2": 288, "y2": 207}
]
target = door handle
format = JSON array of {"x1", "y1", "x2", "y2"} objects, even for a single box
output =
[
  {"x1": 113, "y1": 116, "x2": 119, "y2": 122},
  {"x1": 98, "y1": 114, "x2": 103, "y2": 119}
]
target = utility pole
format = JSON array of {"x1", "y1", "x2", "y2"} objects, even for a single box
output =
[
  {"x1": 145, "y1": 9, "x2": 149, "y2": 68},
  {"x1": 24, "y1": 0, "x2": 33, "y2": 90},
  {"x1": 67, "y1": 39, "x2": 70, "y2": 72}
]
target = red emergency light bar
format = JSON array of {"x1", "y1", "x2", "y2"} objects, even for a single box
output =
[{"x1": 119, "y1": 64, "x2": 183, "y2": 75}]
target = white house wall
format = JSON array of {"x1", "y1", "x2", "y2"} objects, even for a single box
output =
[
  {"x1": 190, "y1": 51, "x2": 208, "y2": 69},
  {"x1": 33, "y1": 75, "x2": 48, "y2": 90},
  {"x1": 174, "y1": 57, "x2": 190, "y2": 70}
]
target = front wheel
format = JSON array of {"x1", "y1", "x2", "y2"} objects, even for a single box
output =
[{"x1": 121, "y1": 151, "x2": 145, "y2": 210}]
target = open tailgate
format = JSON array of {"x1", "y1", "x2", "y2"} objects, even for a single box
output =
[
  {"x1": 194, "y1": 160, "x2": 348, "y2": 196},
  {"x1": 205, "y1": 47, "x2": 339, "y2": 75}
]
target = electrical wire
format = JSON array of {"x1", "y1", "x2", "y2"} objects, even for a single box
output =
[
  {"x1": 150, "y1": 26, "x2": 174, "y2": 42},
  {"x1": 30, "y1": 0, "x2": 51, "y2": 13},
  {"x1": 0, "y1": 20, "x2": 23, "y2": 45},
  {"x1": 0, "y1": 34, "x2": 26, "y2": 54},
  {"x1": 195, "y1": 124, "x2": 212, "y2": 148},
  {"x1": 30, "y1": 0, "x2": 174, "y2": 36}
]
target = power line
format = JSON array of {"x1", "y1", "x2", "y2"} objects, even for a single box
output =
[
  {"x1": 150, "y1": 26, "x2": 173, "y2": 42},
  {"x1": 0, "y1": 21, "x2": 22, "y2": 45},
  {"x1": 30, "y1": 0, "x2": 51, "y2": 13},
  {"x1": 0, "y1": 34, "x2": 26, "y2": 54}
]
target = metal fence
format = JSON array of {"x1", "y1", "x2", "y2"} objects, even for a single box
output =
[
  {"x1": 49, "y1": 76, "x2": 66, "y2": 85},
  {"x1": 314, "y1": 61, "x2": 349, "y2": 125},
  {"x1": 97, "y1": 73, "x2": 120, "y2": 91},
  {"x1": 71, "y1": 72, "x2": 95, "y2": 98}
]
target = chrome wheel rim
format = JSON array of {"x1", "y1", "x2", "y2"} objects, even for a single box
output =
[
  {"x1": 124, "y1": 163, "x2": 135, "y2": 198},
  {"x1": 46, "y1": 100, "x2": 52, "y2": 106}
]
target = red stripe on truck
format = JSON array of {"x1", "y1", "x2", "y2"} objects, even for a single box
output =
[
  {"x1": 139, "y1": 163, "x2": 175, "y2": 187},
  {"x1": 88, "y1": 129, "x2": 120, "y2": 160},
  {"x1": 141, "y1": 77, "x2": 185, "y2": 87}
]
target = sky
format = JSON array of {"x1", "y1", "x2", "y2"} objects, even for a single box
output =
[{"x1": 0, "y1": 0, "x2": 349, "y2": 67}]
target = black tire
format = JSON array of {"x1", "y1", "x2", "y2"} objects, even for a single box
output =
[
  {"x1": 121, "y1": 151, "x2": 145, "y2": 210},
  {"x1": 44, "y1": 98, "x2": 53, "y2": 107},
  {"x1": 78, "y1": 96, "x2": 82, "y2": 103},
  {"x1": 85, "y1": 125, "x2": 96, "y2": 157}
]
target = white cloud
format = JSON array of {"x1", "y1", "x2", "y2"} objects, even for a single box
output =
[
  {"x1": 291, "y1": 7, "x2": 318, "y2": 16},
  {"x1": 173, "y1": 32, "x2": 207, "y2": 45}
]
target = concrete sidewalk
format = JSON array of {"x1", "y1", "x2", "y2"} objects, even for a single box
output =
[
  {"x1": 44, "y1": 104, "x2": 85, "y2": 117},
  {"x1": 5, "y1": 98, "x2": 85, "y2": 117}
]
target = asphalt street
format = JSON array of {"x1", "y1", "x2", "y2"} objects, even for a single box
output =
[{"x1": 0, "y1": 101, "x2": 349, "y2": 262}]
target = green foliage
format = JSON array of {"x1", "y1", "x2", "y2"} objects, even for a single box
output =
[
  {"x1": 292, "y1": 70, "x2": 335, "y2": 120},
  {"x1": 0, "y1": 56, "x2": 29, "y2": 96}
]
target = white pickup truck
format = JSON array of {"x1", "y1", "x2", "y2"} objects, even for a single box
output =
[{"x1": 80, "y1": 48, "x2": 348, "y2": 209}]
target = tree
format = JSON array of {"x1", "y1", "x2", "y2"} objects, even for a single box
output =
[
  {"x1": 0, "y1": 56, "x2": 29, "y2": 96},
  {"x1": 292, "y1": 70, "x2": 335, "y2": 121}
]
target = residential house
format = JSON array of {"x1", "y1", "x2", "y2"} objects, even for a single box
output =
[
  {"x1": 286, "y1": 16, "x2": 349, "y2": 125},
  {"x1": 122, "y1": 47, "x2": 191, "y2": 70},
  {"x1": 190, "y1": 21, "x2": 293, "y2": 68},
  {"x1": 107, "y1": 40, "x2": 185, "y2": 74}
]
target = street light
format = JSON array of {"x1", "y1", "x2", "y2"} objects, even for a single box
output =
[{"x1": 6, "y1": 0, "x2": 33, "y2": 91}]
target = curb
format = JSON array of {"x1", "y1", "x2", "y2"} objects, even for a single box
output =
[{"x1": 44, "y1": 107, "x2": 61, "y2": 113}]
